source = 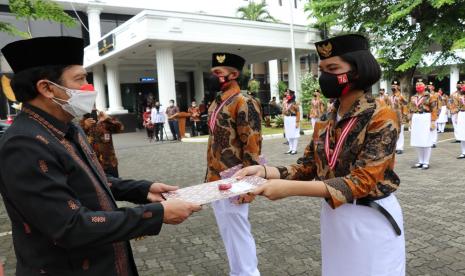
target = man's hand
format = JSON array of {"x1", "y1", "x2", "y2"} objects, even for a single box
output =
[
  {"x1": 296, "y1": 121, "x2": 300, "y2": 129},
  {"x1": 161, "y1": 199, "x2": 201, "y2": 224},
  {"x1": 235, "y1": 192, "x2": 256, "y2": 204},
  {"x1": 83, "y1": 118, "x2": 96, "y2": 129},
  {"x1": 147, "y1": 183, "x2": 179, "y2": 202},
  {"x1": 98, "y1": 111, "x2": 109, "y2": 122}
]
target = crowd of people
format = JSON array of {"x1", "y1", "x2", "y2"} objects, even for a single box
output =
[{"x1": 1, "y1": 31, "x2": 465, "y2": 276}]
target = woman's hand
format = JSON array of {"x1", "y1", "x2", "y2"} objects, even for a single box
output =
[
  {"x1": 253, "y1": 179, "x2": 291, "y2": 201},
  {"x1": 233, "y1": 165, "x2": 265, "y2": 180}
]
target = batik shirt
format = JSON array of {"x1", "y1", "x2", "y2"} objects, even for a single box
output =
[
  {"x1": 283, "y1": 102, "x2": 301, "y2": 118},
  {"x1": 206, "y1": 81, "x2": 262, "y2": 182},
  {"x1": 453, "y1": 92, "x2": 465, "y2": 112},
  {"x1": 188, "y1": 106, "x2": 201, "y2": 122},
  {"x1": 80, "y1": 118, "x2": 124, "y2": 171},
  {"x1": 408, "y1": 92, "x2": 438, "y2": 121},
  {"x1": 386, "y1": 91, "x2": 408, "y2": 124},
  {"x1": 448, "y1": 91, "x2": 460, "y2": 114},
  {"x1": 309, "y1": 98, "x2": 325, "y2": 119},
  {"x1": 275, "y1": 94, "x2": 400, "y2": 208},
  {"x1": 376, "y1": 94, "x2": 388, "y2": 106}
]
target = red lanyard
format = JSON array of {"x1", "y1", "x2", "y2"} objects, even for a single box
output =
[
  {"x1": 209, "y1": 93, "x2": 239, "y2": 132},
  {"x1": 414, "y1": 95, "x2": 425, "y2": 108},
  {"x1": 325, "y1": 117, "x2": 358, "y2": 170}
]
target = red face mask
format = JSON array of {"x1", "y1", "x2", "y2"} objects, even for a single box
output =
[
  {"x1": 286, "y1": 95, "x2": 292, "y2": 100},
  {"x1": 416, "y1": 86, "x2": 425, "y2": 94},
  {"x1": 461, "y1": 86, "x2": 465, "y2": 92},
  {"x1": 80, "y1": 84, "x2": 95, "y2": 92}
]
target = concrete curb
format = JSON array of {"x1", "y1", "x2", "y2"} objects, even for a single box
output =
[{"x1": 182, "y1": 130, "x2": 314, "y2": 143}]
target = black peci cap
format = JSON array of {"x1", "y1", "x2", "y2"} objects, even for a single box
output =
[
  {"x1": 211, "y1": 53, "x2": 245, "y2": 72},
  {"x1": 315, "y1": 34, "x2": 369, "y2": 60},
  {"x1": 391, "y1": 80, "x2": 399, "y2": 85},
  {"x1": 1, "y1": 36, "x2": 84, "y2": 74}
]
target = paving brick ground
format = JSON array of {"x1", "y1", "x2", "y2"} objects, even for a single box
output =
[{"x1": 1, "y1": 130, "x2": 464, "y2": 275}]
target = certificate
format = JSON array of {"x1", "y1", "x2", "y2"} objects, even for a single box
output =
[{"x1": 162, "y1": 176, "x2": 266, "y2": 205}]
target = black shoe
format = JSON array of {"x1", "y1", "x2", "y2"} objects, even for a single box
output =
[
  {"x1": 285, "y1": 150, "x2": 292, "y2": 154},
  {"x1": 290, "y1": 151, "x2": 297, "y2": 155},
  {"x1": 457, "y1": 154, "x2": 465, "y2": 159},
  {"x1": 411, "y1": 163, "x2": 422, "y2": 169},
  {"x1": 432, "y1": 144, "x2": 436, "y2": 148},
  {"x1": 283, "y1": 141, "x2": 289, "y2": 145},
  {"x1": 421, "y1": 164, "x2": 430, "y2": 170},
  {"x1": 452, "y1": 140, "x2": 460, "y2": 143},
  {"x1": 395, "y1": 150, "x2": 403, "y2": 154}
]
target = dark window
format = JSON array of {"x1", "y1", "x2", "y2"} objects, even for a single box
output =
[{"x1": 279, "y1": 0, "x2": 282, "y2": 6}]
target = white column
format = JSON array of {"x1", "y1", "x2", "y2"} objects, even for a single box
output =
[
  {"x1": 288, "y1": 55, "x2": 302, "y2": 100},
  {"x1": 156, "y1": 47, "x2": 177, "y2": 108},
  {"x1": 268, "y1": 60, "x2": 279, "y2": 99},
  {"x1": 106, "y1": 62, "x2": 127, "y2": 114},
  {"x1": 87, "y1": 6, "x2": 102, "y2": 45},
  {"x1": 450, "y1": 65, "x2": 460, "y2": 93},
  {"x1": 93, "y1": 64, "x2": 107, "y2": 111},
  {"x1": 194, "y1": 64, "x2": 204, "y2": 102}
]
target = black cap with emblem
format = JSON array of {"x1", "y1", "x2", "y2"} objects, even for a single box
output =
[
  {"x1": 314, "y1": 34, "x2": 369, "y2": 60},
  {"x1": 1, "y1": 36, "x2": 84, "y2": 74},
  {"x1": 391, "y1": 80, "x2": 399, "y2": 85},
  {"x1": 211, "y1": 53, "x2": 245, "y2": 72}
]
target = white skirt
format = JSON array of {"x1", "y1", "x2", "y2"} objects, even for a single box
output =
[
  {"x1": 411, "y1": 113, "x2": 433, "y2": 147},
  {"x1": 284, "y1": 116, "x2": 300, "y2": 139},
  {"x1": 437, "y1": 106, "x2": 448, "y2": 123},
  {"x1": 321, "y1": 194, "x2": 405, "y2": 276},
  {"x1": 456, "y1": 111, "x2": 465, "y2": 141}
]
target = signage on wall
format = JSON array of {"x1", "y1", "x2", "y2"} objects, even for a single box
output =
[
  {"x1": 140, "y1": 77, "x2": 156, "y2": 82},
  {"x1": 98, "y1": 34, "x2": 115, "y2": 56}
]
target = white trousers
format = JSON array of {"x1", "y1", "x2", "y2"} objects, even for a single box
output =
[
  {"x1": 437, "y1": 122, "x2": 446, "y2": 133},
  {"x1": 416, "y1": 147, "x2": 432, "y2": 165},
  {"x1": 311, "y1": 118, "x2": 319, "y2": 129},
  {"x1": 288, "y1": 138, "x2": 299, "y2": 152},
  {"x1": 212, "y1": 199, "x2": 260, "y2": 276},
  {"x1": 431, "y1": 127, "x2": 438, "y2": 145},
  {"x1": 320, "y1": 195, "x2": 405, "y2": 276},
  {"x1": 461, "y1": 141, "x2": 465, "y2": 154},
  {"x1": 396, "y1": 124, "x2": 404, "y2": 151},
  {"x1": 452, "y1": 113, "x2": 459, "y2": 140}
]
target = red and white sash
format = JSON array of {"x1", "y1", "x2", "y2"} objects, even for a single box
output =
[{"x1": 325, "y1": 117, "x2": 358, "y2": 170}]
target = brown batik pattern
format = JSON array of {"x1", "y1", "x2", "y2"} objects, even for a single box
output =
[
  {"x1": 386, "y1": 92, "x2": 408, "y2": 124},
  {"x1": 276, "y1": 94, "x2": 401, "y2": 208},
  {"x1": 309, "y1": 98, "x2": 325, "y2": 118},
  {"x1": 408, "y1": 92, "x2": 438, "y2": 121},
  {"x1": 206, "y1": 81, "x2": 263, "y2": 182}
]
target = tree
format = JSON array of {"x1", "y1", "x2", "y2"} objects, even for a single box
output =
[
  {"x1": 1, "y1": 0, "x2": 76, "y2": 38},
  {"x1": 306, "y1": 0, "x2": 465, "y2": 95},
  {"x1": 237, "y1": 0, "x2": 278, "y2": 22},
  {"x1": 301, "y1": 72, "x2": 326, "y2": 115}
]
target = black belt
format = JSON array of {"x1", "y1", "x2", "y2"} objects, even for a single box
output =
[
  {"x1": 413, "y1": 111, "x2": 425, "y2": 114},
  {"x1": 286, "y1": 114, "x2": 296, "y2": 117},
  {"x1": 354, "y1": 196, "x2": 402, "y2": 236}
]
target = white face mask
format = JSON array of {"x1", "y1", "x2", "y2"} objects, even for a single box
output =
[{"x1": 48, "y1": 81, "x2": 97, "y2": 118}]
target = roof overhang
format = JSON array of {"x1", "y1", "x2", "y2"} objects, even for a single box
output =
[{"x1": 84, "y1": 9, "x2": 320, "y2": 71}]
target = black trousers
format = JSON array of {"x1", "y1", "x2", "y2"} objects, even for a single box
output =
[
  {"x1": 168, "y1": 120, "x2": 180, "y2": 140},
  {"x1": 154, "y1": 123, "x2": 164, "y2": 141},
  {"x1": 190, "y1": 121, "x2": 200, "y2": 137}
]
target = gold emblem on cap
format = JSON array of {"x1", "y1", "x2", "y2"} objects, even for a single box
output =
[
  {"x1": 317, "y1": 42, "x2": 332, "y2": 58},
  {"x1": 216, "y1": 54, "x2": 226, "y2": 64}
]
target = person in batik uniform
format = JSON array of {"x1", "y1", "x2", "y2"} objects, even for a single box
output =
[
  {"x1": 206, "y1": 53, "x2": 262, "y2": 276},
  {"x1": 436, "y1": 88, "x2": 449, "y2": 133},
  {"x1": 449, "y1": 81, "x2": 463, "y2": 143},
  {"x1": 308, "y1": 89, "x2": 326, "y2": 129},
  {"x1": 408, "y1": 79, "x2": 438, "y2": 169},
  {"x1": 236, "y1": 34, "x2": 405, "y2": 276},
  {"x1": 376, "y1": 88, "x2": 388, "y2": 106},
  {"x1": 387, "y1": 80, "x2": 408, "y2": 154},
  {"x1": 453, "y1": 84, "x2": 465, "y2": 159},
  {"x1": 81, "y1": 111, "x2": 124, "y2": 178},
  {"x1": 283, "y1": 89, "x2": 300, "y2": 155},
  {"x1": 427, "y1": 82, "x2": 439, "y2": 147}
]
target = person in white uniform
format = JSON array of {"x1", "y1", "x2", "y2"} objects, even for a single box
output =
[
  {"x1": 283, "y1": 89, "x2": 301, "y2": 155},
  {"x1": 235, "y1": 34, "x2": 405, "y2": 276},
  {"x1": 453, "y1": 84, "x2": 465, "y2": 159},
  {"x1": 408, "y1": 79, "x2": 438, "y2": 170},
  {"x1": 436, "y1": 88, "x2": 449, "y2": 133},
  {"x1": 449, "y1": 81, "x2": 462, "y2": 143}
]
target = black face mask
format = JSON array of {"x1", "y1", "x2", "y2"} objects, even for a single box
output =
[
  {"x1": 207, "y1": 74, "x2": 231, "y2": 93},
  {"x1": 318, "y1": 71, "x2": 355, "y2": 98}
]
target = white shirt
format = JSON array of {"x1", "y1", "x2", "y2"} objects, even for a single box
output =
[{"x1": 151, "y1": 107, "x2": 166, "y2": 123}]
